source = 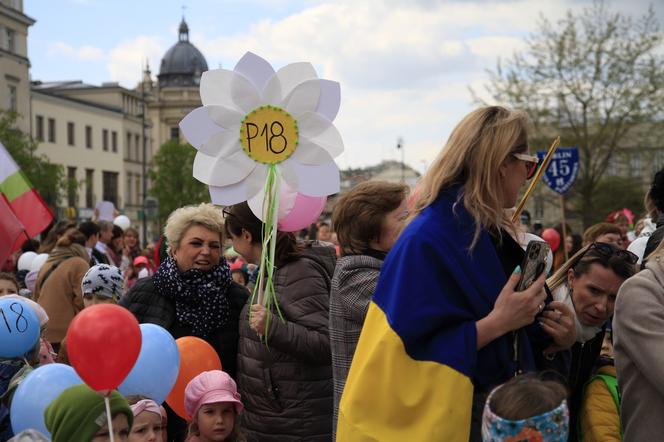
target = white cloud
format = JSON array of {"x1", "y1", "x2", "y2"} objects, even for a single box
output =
[
  {"x1": 48, "y1": 42, "x2": 105, "y2": 61},
  {"x1": 106, "y1": 36, "x2": 165, "y2": 87}
]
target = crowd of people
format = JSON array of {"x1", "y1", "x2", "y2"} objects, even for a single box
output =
[{"x1": 1, "y1": 105, "x2": 663, "y2": 441}]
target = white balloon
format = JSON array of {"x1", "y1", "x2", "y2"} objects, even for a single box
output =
[
  {"x1": 30, "y1": 254, "x2": 49, "y2": 273},
  {"x1": 17, "y1": 252, "x2": 37, "y2": 271},
  {"x1": 521, "y1": 233, "x2": 554, "y2": 276},
  {"x1": 113, "y1": 215, "x2": 131, "y2": 231}
]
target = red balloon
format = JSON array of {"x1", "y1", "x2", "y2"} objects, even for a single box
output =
[
  {"x1": 66, "y1": 304, "x2": 141, "y2": 392},
  {"x1": 541, "y1": 228, "x2": 561, "y2": 252}
]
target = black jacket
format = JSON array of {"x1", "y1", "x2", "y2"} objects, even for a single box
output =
[{"x1": 119, "y1": 276, "x2": 249, "y2": 380}]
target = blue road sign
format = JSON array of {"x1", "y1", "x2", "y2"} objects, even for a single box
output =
[{"x1": 536, "y1": 147, "x2": 580, "y2": 195}]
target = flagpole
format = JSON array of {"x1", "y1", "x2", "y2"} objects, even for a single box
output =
[{"x1": 512, "y1": 136, "x2": 560, "y2": 224}]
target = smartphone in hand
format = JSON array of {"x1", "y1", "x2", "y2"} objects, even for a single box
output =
[{"x1": 516, "y1": 240, "x2": 551, "y2": 292}]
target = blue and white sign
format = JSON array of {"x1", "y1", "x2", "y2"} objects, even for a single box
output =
[{"x1": 537, "y1": 147, "x2": 580, "y2": 195}]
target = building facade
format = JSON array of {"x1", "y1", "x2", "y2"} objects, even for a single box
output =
[
  {"x1": 0, "y1": 0, "x2": 34, "y2": 132},
  {"x1": 30, "y1": 81, "x2": 155, "y2": 239}
]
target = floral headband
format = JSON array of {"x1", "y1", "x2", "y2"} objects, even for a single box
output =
[{"x1": 481, "y1": 387, "x2": 569, "y2": 442}]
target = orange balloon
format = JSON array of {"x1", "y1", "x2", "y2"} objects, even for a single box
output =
[{"x1": 165, "y1": 336, "x2": 222, "y2": 419}]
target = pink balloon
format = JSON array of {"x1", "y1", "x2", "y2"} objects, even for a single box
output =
[{"x1": 278, "y1": 193, "x2": 326, "y2": 232}]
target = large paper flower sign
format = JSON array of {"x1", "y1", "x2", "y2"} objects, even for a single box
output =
[{"x1": 179, "y1": 52, "x2": 343, "y2": 339}]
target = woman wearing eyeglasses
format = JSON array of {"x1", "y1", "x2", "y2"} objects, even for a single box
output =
[
  {"x1": 613, "y1": 239, "x2": 664, "y2": 441},
  {"x1": 545, "y1": 242, "x2": 637, "y2": 441},
  {"x1": 336, "y1": 106, "x2": 577, "y2": 442}
]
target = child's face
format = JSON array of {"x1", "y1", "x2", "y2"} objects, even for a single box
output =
[
  {"x1": 83, "y1": 294, "x2": 116, "y2": 309},
  {"x1": 197, "y1": 402, "x2": 236, "y2": 442},
  {"x1": 91, "y1": 413, "x2": 130, "y2": 442},
  {"x1": 128, "y1": 411, "x2": 162, "y2": 442},
  {"x1": 0, "y1": 279, "x2": 18, "y2": 296}
]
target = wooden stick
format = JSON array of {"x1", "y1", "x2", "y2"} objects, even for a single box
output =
[
  {"x1": 560, "y1": 194, "x2": 569, "y2": 262},
  {"x1": 512, "y1": 136, "x2": 561, "y2": 224}
]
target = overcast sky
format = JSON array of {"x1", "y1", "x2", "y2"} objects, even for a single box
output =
[{"x1": 25, "y1": 0, "x2": 662, "y2": 172}]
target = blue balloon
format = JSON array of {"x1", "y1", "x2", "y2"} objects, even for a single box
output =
[
  {"x1": 118, "y1": 323, "x2": 180, "y2": 404},
  {"x1": 10, "y1": 363, "x2": 83, "y2": 436},
  {"x1": 0, "y1": 298, "x2": 40, "y2": 359}
]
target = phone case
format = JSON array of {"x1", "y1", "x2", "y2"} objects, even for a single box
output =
[{"x1": 516, "y1": 241, "x2": 550, "y2": 291}]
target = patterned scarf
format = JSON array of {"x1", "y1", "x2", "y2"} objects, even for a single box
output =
[{"x1": 154, "y1": 256, "x2": 232, "y2": 338}]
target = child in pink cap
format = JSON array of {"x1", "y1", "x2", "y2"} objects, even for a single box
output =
[{"x1": 184, "y1": 370, "x2": 244, "y2": 442}]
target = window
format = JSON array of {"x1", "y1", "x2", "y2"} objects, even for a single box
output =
[
  {"x1": 111, "y1": 131, "x2": 117, "y2": 152},
  {"x1": 6, "y1": 28, "x2": 15, "y2": 53},
  {"x1": 102, "y1": 129, "x2": 108, "y2": 151},
  {"x1": 135, "y1": 174, "x2": 141, "y2": 207},
  {"x1": 47, "y1": 118, "x2": 56, "y2": 143},
  {"x1": 85, "y1": 125, "x2": 92, "y2": 149},
  {"x1": 7, "y1": 85, "x2": 16, "y2": 111},
  {"x1": 102, "y1": 171, "x2": 119, "y2": 207},
  {"x1": 606, "y1": 155, "x2": 618, "y2": 176},
  {"x1": 630, "y1": 153, "x2": 641, "y2": 177},
  {"x1": 67, "y1": 122, "x2": 75, "y2": 146},
  {"x1": 126, "y1": 132, "x2": 132, "y2": 159},
  {"x1": 85, "y1": 169, "x2": 94, "y2": 208},
  {"x1": 135, "y1": 134, "x2": 140, "y2": 161},
  {"x1": 126, "y1": 172, "x2": 133, "y2": 205},
  {"x1": 35, "y1": 115, "x2": 43, "y2": 141},
  {"x1": 170, "y1": 127, "x2": 179, "y2": 141},
  {"x1": 67, "y1": 167, "x2": 77, "y2": 207}
]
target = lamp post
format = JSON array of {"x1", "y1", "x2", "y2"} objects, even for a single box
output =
[
  {"x1": 396, "y1": 137, "x2": 404, "y2": 183},
  {"x1": 141, "y1": 73, "x2": 148, "y2": 248}
]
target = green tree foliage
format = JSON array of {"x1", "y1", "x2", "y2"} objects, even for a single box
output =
[
  {"x1": 149, "y1": 140, "x2": 209, "y2": 223},
  {"x1": 477, "y1": 1, "x2": 664, "y2": 227},
  {"x1": 0, "y1": 110, "x2": 64, "y2": 207}
]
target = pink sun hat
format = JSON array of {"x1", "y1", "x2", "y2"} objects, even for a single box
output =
[{"x1": 184, "y1": 370, "x2": 243, "y2": 419}]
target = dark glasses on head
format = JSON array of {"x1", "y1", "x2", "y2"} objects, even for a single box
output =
[
  {"x1": 512, "y1": 153, "x2": 540, "y2": 180},
  {"x1": 585, "y1": 242, "x2": 639, "y2": 265}
]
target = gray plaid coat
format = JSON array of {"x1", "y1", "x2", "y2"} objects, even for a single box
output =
[{"x1": 329, "y1": 254, "x2": 383, "y2": 436}]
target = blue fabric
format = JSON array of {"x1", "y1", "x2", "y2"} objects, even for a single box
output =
[{"x1": 373, "y1": 186, "x2": 536, "y2": 389}]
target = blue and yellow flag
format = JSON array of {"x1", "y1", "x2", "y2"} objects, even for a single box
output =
[{"x1": 337, "y1": 186, "x2": 536, "y2": 441}]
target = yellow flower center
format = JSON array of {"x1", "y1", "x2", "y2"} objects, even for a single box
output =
[{"x1": 239, "y1": 105, "x2": 298, "y2": 165}]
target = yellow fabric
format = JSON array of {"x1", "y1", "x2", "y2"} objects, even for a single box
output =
[
  {"x1": 579, "y1": 365, "x2": 622, "y2": 442},
  {"x1": 337, "y1": 303, "x2": 473, "y2": 442}
]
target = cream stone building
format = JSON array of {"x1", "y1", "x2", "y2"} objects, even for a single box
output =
[
  {"x1": 30, "y1": 81, "x2": 154, "y2": 239},
  {"x1": 0, "y1": 0, "x2": 34, "y2": 132}
]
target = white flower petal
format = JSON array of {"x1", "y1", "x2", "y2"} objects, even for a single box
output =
[
  {"x1": 193, "y1": 150, "x2": 257, "y2": 187},
  {"x1": 199, "y1": 131, "x2": 242, "y2": 157},
  {"x1": 179, "y1": 107, "x2": 225, "y2": 149},
  {"x1": 231, "y1": 72, "x2": 261, "y2": 113},
  {"x1": 304, "y1": 125, "x2": 344, "y2": 159},
  {"x1": 208, "y1": 166, "x2": 267, "y2": 206},
  {"x1": 298, "y1": 111, "x2": 332, "y2": 138},
  {"x1": 290, "y1": 139, "x2": 334, "y2": 165},
  {"x1": 233, "y1": 52, "x2": 275, "y2": 96},
  {"x1": 280, "y1": 159, "x2": 340, "y2": 197},
  {"x1": 206, "y1": 105, "x2": 244, "y2": 130},
  {"x1": 200, "y1": 69, "x2": 235, "y2": 106},
  {"x1": 262, "y1": 62, "x2": 318, "y2": 105},
  {"x1": 282, "y1": 79, "x2": 321, "y2": 117},
  {"x1": 316, "y1": 80, "x2": 341, "y2": 122}
]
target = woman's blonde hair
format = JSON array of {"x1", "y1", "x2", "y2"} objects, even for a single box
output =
[
  {"x1": 164, "y1": 203, "x2": 225, "y2": 255},
  {"x1": 410, "y1": 106, "x2": 529, "y2": 248}
]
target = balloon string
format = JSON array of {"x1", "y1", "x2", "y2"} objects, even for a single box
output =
[{"x1": 105, "y1": 396, "x2": 115, "y2": 442}]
